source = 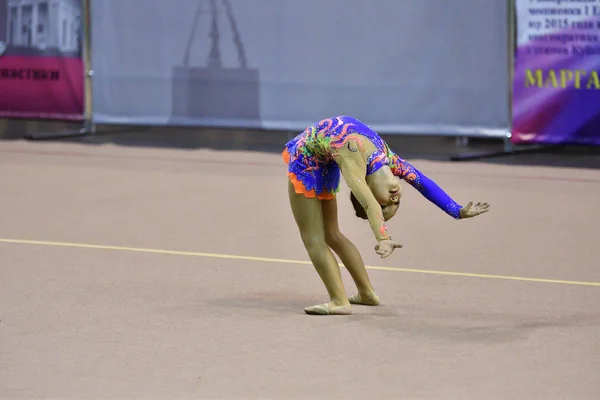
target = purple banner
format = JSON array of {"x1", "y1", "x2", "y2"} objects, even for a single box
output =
[
  {"x1": 0, "y1": 0, "x2": 84, "y2": 121},
  {"x1": 512, "y1": 0, "x2": 600, "y2": 145}
]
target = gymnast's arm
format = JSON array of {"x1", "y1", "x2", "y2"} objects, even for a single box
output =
[
  {"x1": 333, "y1": 141, "x2": 391, "y2": 242},
  {"x1": 394, "y1": 158, "x2": 463, "y2": 219}
]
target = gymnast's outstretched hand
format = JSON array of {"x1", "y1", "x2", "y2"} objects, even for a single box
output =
[
  {"x1": 459, "y1": 202, "x2": 490, "y2": 219},
  {"x1": 375, "y1": 239, "x2": 403, "y2": 258}
]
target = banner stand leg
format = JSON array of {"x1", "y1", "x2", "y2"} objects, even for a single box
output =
[
  {"x1": 24, "y1": 125, "x2": 93, "y2": 141},
  {"x1": 22, "y1": 123, "x2": 154, "y2": 141},
  {"x1": 450, "y1": 134, "x2": 564, "y2": 162},
  {"x1": 23, "y1": 112, "x2": 96, "y2": 140}
]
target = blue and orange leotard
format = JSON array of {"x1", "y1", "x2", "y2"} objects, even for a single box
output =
[{"x1": 282, "y1": 116, "x2": 462, "y2": 241}]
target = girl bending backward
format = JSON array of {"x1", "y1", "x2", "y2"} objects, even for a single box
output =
[{"x1": 282, "y1": 116, "x2": 489, "y2": 315}]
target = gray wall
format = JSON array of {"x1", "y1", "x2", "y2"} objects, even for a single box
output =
[{"x1": 91, "y1": 0, "x2": 510, "y2": 136}]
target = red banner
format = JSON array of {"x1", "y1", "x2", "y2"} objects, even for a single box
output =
[{"x1": 0, "y1": 0, "x2": 84, "y2": 121}]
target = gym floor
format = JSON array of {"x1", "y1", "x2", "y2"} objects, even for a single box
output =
[{"x1": 1, "y1": 135, "x2": 599, "y2": 399}]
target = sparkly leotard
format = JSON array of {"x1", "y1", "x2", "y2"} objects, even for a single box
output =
[{"x1": 282, "y1": 116, "x2": 462, "y2": 241}]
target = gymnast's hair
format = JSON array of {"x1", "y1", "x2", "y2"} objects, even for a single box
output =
[{"x1": 349, "y1": 191, "x2": 368, "y2": 220}]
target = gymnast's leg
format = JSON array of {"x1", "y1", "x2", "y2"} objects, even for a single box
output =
[
  {"x1": 321, "y1": 198, "x2": 381, "y2": 306},
  {"x1": 287, "y1": 181, "x2": 351, "y2": 315}
]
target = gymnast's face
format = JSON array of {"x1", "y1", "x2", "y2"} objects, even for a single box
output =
[{"x1": 372, "y1": 176, "x2": 402, "y2": 221}]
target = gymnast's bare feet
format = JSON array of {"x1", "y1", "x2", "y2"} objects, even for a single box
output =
[
  {"x1": 348, "y1": 291, "x2": 380, "y2": 306},
  {"x1": 304, "y1": 301, "x2": 352, "y2": 315}
]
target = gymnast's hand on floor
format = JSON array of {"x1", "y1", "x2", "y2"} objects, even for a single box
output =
[
  {"x1": 375, "y1": 239, "x2": 402, "y2": 258},
  {"x1": 459, "y1": 202, "x2": 490, "y2": 219}
]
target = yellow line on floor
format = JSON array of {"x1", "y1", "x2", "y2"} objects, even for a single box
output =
[{"x1": 1, "y1": 238, "x2": 599, "y2": 287}]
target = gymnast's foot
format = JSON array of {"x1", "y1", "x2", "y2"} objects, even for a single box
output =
[
  {"x1": 304, "y1": 301, "x2": 352, "y2": 315},
  {"x1": 348, "y1": 291, "x2": 380, "y2": 306}
]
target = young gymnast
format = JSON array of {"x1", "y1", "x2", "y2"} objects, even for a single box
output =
[{"x1": 282, "y1": 115, "x2": 489, "y2": 315}]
